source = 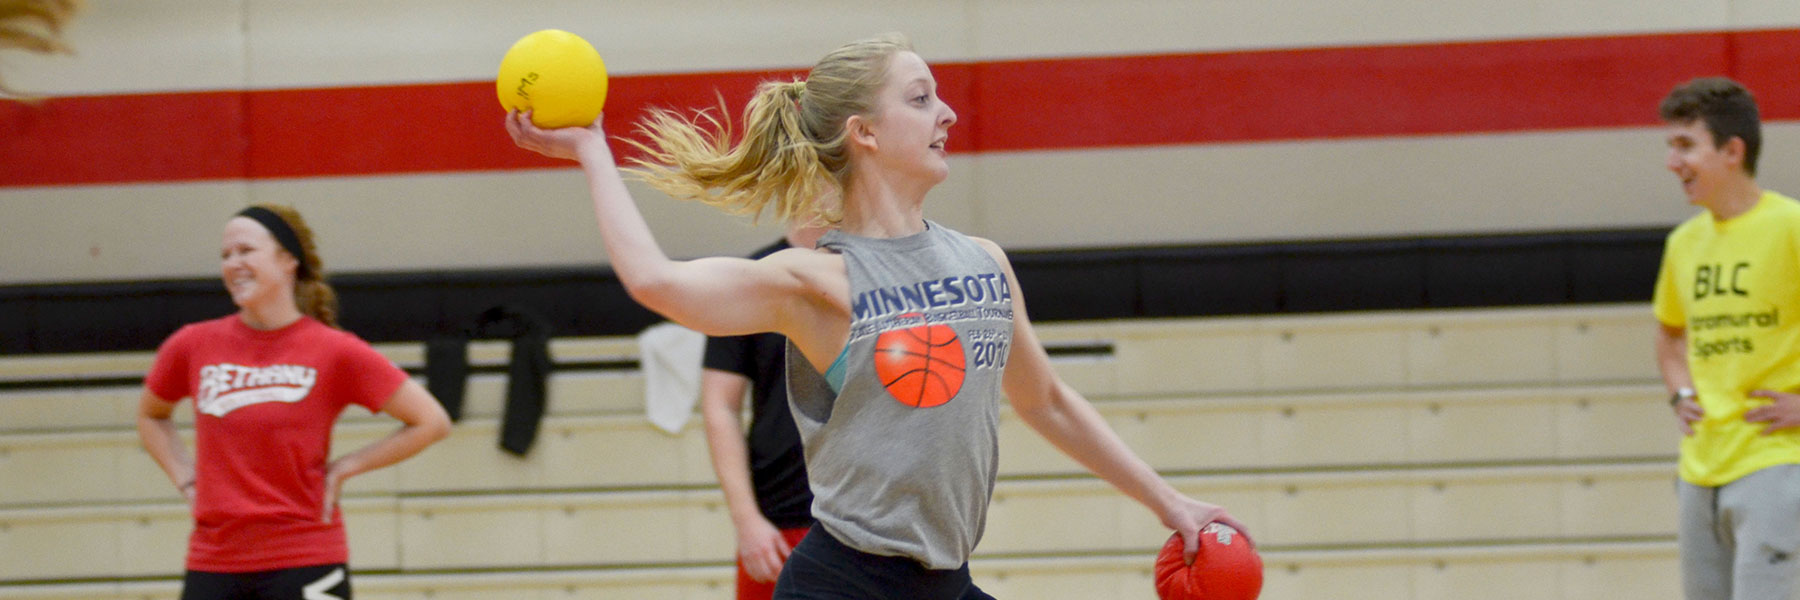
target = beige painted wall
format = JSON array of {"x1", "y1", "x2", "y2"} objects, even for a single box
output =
[{"x1": 3, "y1": 0, "x2": 1797, "y2": 284}]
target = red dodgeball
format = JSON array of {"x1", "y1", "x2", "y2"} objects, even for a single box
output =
[{"x1": 1154, "y1": 523, "x2": 1263, "y2": 600}]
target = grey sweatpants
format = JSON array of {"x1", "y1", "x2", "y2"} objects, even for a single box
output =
[{"x1": 1681, "y1": 464, "x2": 1800, "y2": 600}]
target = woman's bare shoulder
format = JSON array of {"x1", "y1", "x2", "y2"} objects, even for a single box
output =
[{"x1": 762, "y1": 245, "x2": 843, "y2": 271}]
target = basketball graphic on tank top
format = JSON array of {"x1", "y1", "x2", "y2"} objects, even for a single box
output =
[{"x1": 873, "y1": 313, "x2": 966, "y2": 408}]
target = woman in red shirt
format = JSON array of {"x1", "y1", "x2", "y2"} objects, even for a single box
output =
[{"x1": 137, "y1": 204, "x2": 451, "y2": 600}]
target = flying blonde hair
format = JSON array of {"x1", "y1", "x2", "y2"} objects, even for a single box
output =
[
  {"x1": 0, "y1": 0, "x2": 80, "y2": 99},
  {"x1": 624, "y1": 32, "x2": 913, "y2": 225}
]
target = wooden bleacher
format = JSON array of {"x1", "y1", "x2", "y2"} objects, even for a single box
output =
[{"x1": 0, "y1": 304, "x2": 1676, "y2": 599}]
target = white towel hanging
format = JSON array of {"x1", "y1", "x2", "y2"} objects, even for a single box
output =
[{"x1": 637, "y1": 321, "x2": 707, "y2": 434}]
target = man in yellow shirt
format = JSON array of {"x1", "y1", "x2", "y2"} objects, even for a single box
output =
[{"x1": 1653, "y1": 77, "x2": 1800, "y2": 600}]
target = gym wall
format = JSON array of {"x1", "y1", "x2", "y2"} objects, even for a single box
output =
[{"x1": 2, "y1": 0, "x2": 1797, "y2": 351}]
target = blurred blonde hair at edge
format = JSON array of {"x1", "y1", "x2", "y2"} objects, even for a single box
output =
[{"x1": 0, "y1": 0, "x2": 80, "y2": 100}]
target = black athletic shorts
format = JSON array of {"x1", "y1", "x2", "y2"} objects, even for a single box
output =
[
  {"x1": 773, "y1": 529, "x2": 995, "y2": 600},
  {"x1": 180, "y1": 563, "x2": 351, "y2": 600}
]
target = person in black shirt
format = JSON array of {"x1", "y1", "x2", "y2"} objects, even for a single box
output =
[{"x1": 701, "y1": 220, "x2": 828, "y2": 600}]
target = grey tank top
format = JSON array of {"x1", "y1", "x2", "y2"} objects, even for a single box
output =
[{"x1": 785, "y1": 220, "x2": 1016, "y2": 569}]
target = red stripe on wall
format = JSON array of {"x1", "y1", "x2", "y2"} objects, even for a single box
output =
[
  {"x1": 970, "y1": 33, "x2": 1730, "y2": 150},
  {"x1": 1, "y1": 30, "x2": 1792, "y2": 188},
  {"x1": 1, "y1": 92, "x2": 248, "y2": 185},
  {"x1": 1727, "y1": 29, "x2": 1800, "y2": 117},
  {"x1": 243, "y1": 69, "x2": 806, "y2": 179}
]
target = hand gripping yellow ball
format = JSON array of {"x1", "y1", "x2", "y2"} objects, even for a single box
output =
[{"x1": 496, "y1": 29, "x2": 608, "y2": 128}]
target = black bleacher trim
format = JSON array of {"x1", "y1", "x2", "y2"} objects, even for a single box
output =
[
  {"x1": 0, "y1": 228, "x2": 1667, "y2": 355},
  {"x1": 0, "y1": 376, "x2": 145, "y2": 392}
]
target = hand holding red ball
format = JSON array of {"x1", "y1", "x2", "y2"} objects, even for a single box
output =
[{"x1": 1155, "y1": 523, "x2": 1263, "y2": 600}]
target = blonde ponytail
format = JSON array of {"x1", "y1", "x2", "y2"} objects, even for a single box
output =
[
  {"x1": 624, "y1": 33, "x2": 913, "y2": 225},
  {"x1": 625, "y1": 80, "x2": 834, "y2": 224}
]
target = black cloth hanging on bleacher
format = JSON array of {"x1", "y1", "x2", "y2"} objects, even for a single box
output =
[
  {"x1": 425, "y1": 336, "x2": 470, "y2": 421},
  {"x1": 424, "y1": 305, "x2": 553, "y2": 456}
]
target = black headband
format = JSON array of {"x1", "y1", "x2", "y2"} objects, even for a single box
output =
[{"x1": 235, "y1": 206, "x2": 309, "y2": 277}]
